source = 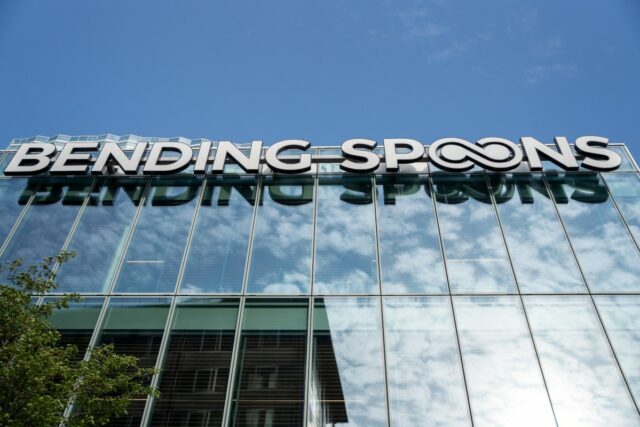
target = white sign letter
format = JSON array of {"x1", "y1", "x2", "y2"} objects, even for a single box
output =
[
  {"x1": 92, "y1": 142, "x2": 148, "y2": 175},
  {"x1": 211, "y1": 141, "x2": 262, "y2": 173},
  {"x1": 575, "y1": 136, "x2": 621, "y2": 172},
  {"x1": 4, "y1": 143, "x2": 56, "y2": 176},
  {"x1": 143, "y1": 142, "x2": 193, "y2": 175},
  {"x1": 50, "y1": 142, "x2": 99, "y2": 175},
  {"x1": 520, "y1": 136, "x2": 578, "y2": 171},
  {"x1": 341, "y1": 139, "x2": 380, "y2": 173},
  {"x1": 265, "y1": 140, "x2": 312, "y2": 173},
  {"x1": 383, "y1": 139, "x2": 425, "y2": 171}
]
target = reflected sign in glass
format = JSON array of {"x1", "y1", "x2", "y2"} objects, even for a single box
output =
[{"x1": 247, "y1": 176, "x2": 314, "y2": 294}]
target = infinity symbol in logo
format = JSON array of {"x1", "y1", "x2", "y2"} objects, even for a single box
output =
[{"x1": 428, "y1": 138, "x2": 523, "y2": 172}]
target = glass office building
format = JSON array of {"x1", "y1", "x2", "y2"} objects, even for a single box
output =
[{"x1": 1, "y1": 135, "x2": 640, "y2": 426}]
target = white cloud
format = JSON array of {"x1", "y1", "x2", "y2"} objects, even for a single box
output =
[
  {"x1": 525, "y1": 63, "x2": 577, "y2": 84},
  {"x1": 531, "y1": 36, "x2": 564, "y2": 59}
]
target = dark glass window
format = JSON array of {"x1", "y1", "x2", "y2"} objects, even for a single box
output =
[
  {"x1": 46, "y1": 297, "x2": 105, "y2": 362},
  {"x1": 230, "y1": 300, "x2": 308, "y2": 425},
  {"x1": 98, "y1": 297, "x2": 171, "y2": 427},
  {"x1": 152, "y1": 298, "x2": 239, "y2": 427}
]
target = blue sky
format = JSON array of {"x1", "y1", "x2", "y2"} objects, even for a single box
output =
[{"x1": 1, "y1": 0, "x2": 639, "y2": 158}]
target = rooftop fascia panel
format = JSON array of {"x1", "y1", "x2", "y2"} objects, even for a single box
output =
[
  {"x1": 6, "y1": 135, "x2": 221, "y2": 151},
  {"x1": 5, "y1": 135, "x2": 631, "y2": 152}
]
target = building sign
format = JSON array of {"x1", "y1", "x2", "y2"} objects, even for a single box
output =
[{"x1": 3, "y1": 135, "x2": 622, "y2": 176}]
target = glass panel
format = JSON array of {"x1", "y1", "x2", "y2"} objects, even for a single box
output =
[
  {"x1": 56, "y1": 178, "x2": 146, "y2": 293},
  {"x1": 547, "y1": 173, "x2": 640, "y2": 292},
  {"x1": 453, "y1": 296, "x2": 555, "y2": 427},
  {"x1": 230, "y1": 300, "x2": 308, "y2": 425},
  {"x1": 599, "y1": 146, "x2": 636, "y2": 172},
  {"x1": 383, "y1": 297, "x2": 470, "y2": 426},
  {"x1": 593, "y1": 295, "x2": 640, "y2": 407},
  {"x1": 247, "y1": 176, "x2": 314, "y2": 294},
  {"x1": 152, "y1": 298, "x2": 239, "y2": 427},
  {"x1": 0, "y1": 153, "x2": 14, "y2": 176},
  {"x1": 432, "y1": 174, "x2": 516, "y2": 293},
  {"x1": 0, "y1": 178, "x2": 92, "y2": 277},
  {"x1": 604, "y1": 172, "x2": 640, "y2": 244},
  {"x1": 524, "y1": 296, "x2": 640, "y2": 426},
  {"x1": 0, "y1": 178, "x2": 35, "y2": 247},
  {"x1": 114, "y1": 178, "x2": 202, "y2": 293},
  {"x1": 314, "y1": 176, "x2": 378, "y2": 294},
  {"x1": 98, "y1": 297, "x2": 171, "y2": 427},
  {"x1": 157, "y1": 148, "x2": 198, "y2": 175},
  {"x1": 180, "y1": 176, "x2": 257, "y2": 294},
  {"x1": 376, "y1": 175, "x2": 447, "y2": 293},
  {"x1": 309, "y1": 297, "x2": 387, "y2": 426},
  {"x1": 318, "y1": 162, "x2": 342, "y2": 174},
  {"x1": 46, "y1": 297, "x2": 104, "y2": 362},
  {"x1": 490, "y1": 174, "x2": 585, "y2": 293}
]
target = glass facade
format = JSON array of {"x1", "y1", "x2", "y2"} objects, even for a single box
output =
[
  {"x1": 432, "y1": 174, "x2": 516, "y2": 294},
  {"x1": 247, "y1": 176, "x2": 314, "y2": 294},
  {"x1": 232, "y1": 300, "x2": 308, "y2": 425},
  {"x1": 2, "y1": 143, "x2": 640, "y2": 426}
]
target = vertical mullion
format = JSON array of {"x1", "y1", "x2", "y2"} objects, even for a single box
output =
[
  {"x1": 308, "y1": 158, "x2": 319, "y2": 297},
  {"x1": 540, "y1": 174, "x2": 590, "y2": 293},
  {"x1": 221, "y1": 173, "x2": 262, "y2": 426},
  {"x1": 141, "y1": 177, "x2": 207, "y2": 425},
  {"x1": 371, "y1": 174, "x2": 391, "y2": 427},
  {"x1": 240, "y1": 174, "x2": 263, "y2": 296},
  {"x1": 103, "y1": 178, "x2": 152, "y2": 296},
  {"x1": 303, "y1": 172, "x2": 319, "y2": 426},
  {"x1": 303, "y1": 296, "x2": 314, "y2": 427},
  {"x1": 428, "y1": 172, "x2": 475, "y2": 427},
  {"x1": 172, "y1": 177, "x2": 208, "y2": 294},
  {"x1": 61, "y1": 295, "x2": 111, "y2": 421},
  {"x1": 309, "y1": 173, "x2": 319, "y2": 295},
  {"x1": 52, "y1": 177, "x2": 98, "y2": 273},
  {"x1": 483, "y1": 172, "x2": 559, "y2": 427},
  {"x1": 622, "y1": 145, "x2": 640, "y2": 172},
  {"x1": 601, "y1": 172, "x2": 640, "y2": 254},
  {"x1": 0, "y1": 179, "x2": 42, "y2": 257},
  {"x1": 541, "y1": 172, "x2": 640, "y2": 416},
  {"x1": 372, "y1": 174, "x2": 383, "y2": 296},
  {"x1": 83, "y1": 296, "x2": 112, "y2": 357},
  {"x1": 140, "y1": 295, "x2": 178, "y2": 426},
  {"x1": 221, "y1": 297, "x2": 246, "y2": 426}
]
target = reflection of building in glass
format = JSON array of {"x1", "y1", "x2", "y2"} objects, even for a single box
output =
[
  {"x1": 229, "y1": 300, "x2": 307, "y2": 425},
  {"x1": 4, "y1": 137, "x2": 640, "y2": 426}
]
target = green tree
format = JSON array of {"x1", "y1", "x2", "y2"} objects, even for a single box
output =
[{"x1": 0, "y1": 252, "x2": 158, "y2": 426}]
